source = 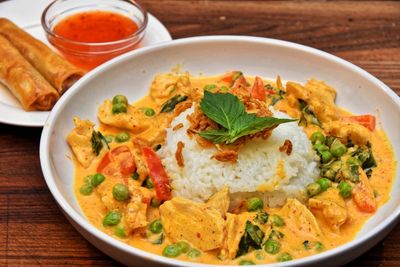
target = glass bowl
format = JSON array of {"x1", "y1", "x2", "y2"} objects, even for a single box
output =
[{"x1": 42, "y1": 0, "x2": 148, "y2": 71}]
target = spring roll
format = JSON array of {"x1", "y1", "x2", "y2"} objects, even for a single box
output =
[
  {"x1": 0, "y1": 18, "x2": 85, "y2": 94},
  {"x1": 0, "y1": 35, "x2": 59, "y2": 111}
]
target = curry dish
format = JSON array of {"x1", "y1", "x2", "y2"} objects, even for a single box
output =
[{"x1": 67, "y1": 71, "x2": 396, "y2": 265}]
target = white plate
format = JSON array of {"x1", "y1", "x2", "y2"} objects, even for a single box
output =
[
  {"x1": 0, "y1": 0, "x2": 172, "y2": 127},
  {"x1": 40, "y1": 36, "x2": 400, "y2": 267}
]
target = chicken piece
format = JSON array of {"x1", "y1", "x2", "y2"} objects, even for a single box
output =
[
  {"x1": 205, "y1": 187, "x2": 230, "y2": 217},
  {"x1": 97, "y1": 178, "x2": 151, "y2": 231},
  {"x1": 124, "y1": 185, "x2": 152, "y2": 231},
  {"x1": 160, "y1": 197, "x2": 225, "y2": 251},
  {"x1": 324, "y1": 120, "x2": 371, "y2": 146},
  {"x1": 150, "y1": 73, "x2": 191, "y2": 105},
  {"x1": 280, "y1": 198, "x2": 322, "y2": 240},
  {"x1": 66, "y1": 117, "x2": 96, "y2": 168},
  {"x1": 97, "y1": 100, "x2": 150, "y2": 133},
  {"x1": 96, "y1": 178, "x2": 126, "y2": 211},
  {"x1": 286, "y1": 80, "x2": 339, "y2": 123},
  {"x1": 220, "y1": 212, "x2": 257, "y2": 260},
  {"x1": 309, "y1": 188, "x2": 348, "y2": 230}
]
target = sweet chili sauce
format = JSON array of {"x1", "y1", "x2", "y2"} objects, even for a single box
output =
[{"x1": 52, "y1": 11, "x2": 140, "y2": 70}]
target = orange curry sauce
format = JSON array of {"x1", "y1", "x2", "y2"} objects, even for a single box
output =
[{"x1": 53, "y1": 11, "x2": 139, "y2": 70}]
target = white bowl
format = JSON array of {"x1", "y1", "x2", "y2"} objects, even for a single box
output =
[{"x1": 40, "y1": 36, "x2": 400, "y2": 267}]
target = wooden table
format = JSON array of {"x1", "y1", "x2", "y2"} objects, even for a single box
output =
[{"x1": 0, "y1": 0, "x2": 399, "y2": 266}]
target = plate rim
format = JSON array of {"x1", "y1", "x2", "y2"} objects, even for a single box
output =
[{"x1": 40, "y1": 35, "x2": 400, "y2": 267}]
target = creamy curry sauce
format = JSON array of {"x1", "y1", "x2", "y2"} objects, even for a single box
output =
[{"x1": 71, "y1": 73, "x2": 396, "y2": 265}]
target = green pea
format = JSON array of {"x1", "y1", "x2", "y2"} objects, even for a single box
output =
[
  {"x1": 203, "y1": 84, "x2": 217, "y2": 91},
  {"x1": 247, "y1": 197, "x2": 264, "y2": 211},
  {"x1": 271, "y1": 215, "x2": 285, "y2": 227},
  {"x1": 320, "y1": 151, "x2": 333, "y2": 163},
  {"x1": 103, "y1": 211, "x2": 121, "y2": 226},
  {"x1": 112, "y1": 95, "x2": 128, "y2": 105},
  {"x1": 143, "y1": 108, "x2": 155, "y2": 117},
  {"x1": 114, "y1": 225, "x2": 127, "y2": 238},
  {"x1": 112, "y1": 102, "x2": 127, "y2": 114},
  {"x1": 163, "y1": 244, "x2": 181, "y2": 258},
  {"x1": 79, "y1": 183, "x2": 94, "y2": 195},
  {"x1": 277, "y1": 252, "x2": 293, "y2": 262},
  {"x1": 239, "y1": 259, "x2": 255, "y2": 265},
  {"x1": 104, "y1": 135, "x2": 113, "y2": 143},
  {"x1": 176, "y1": 241, "x2": 190, "y2": 253},
  {"x1": 112, "y1": 183, "x2": 129, "y2": 201},
  {"x1": 145, "y1": 177, "x2": 154, "y2": 189},
  {"x1": 313, "y1": 143, "x2": 329, "y2": 153},
  {"x1": 149, "y1": 219, "x2": 163, "y2": 234},
  {"x1": 316, "y1": 178, "x2": 331, "y2": 192},
  {"x1": 264, "y1": 239, "x2": 281, "y2": 254},
  {"x1": 131, "y1": 172, "x2": 139, "y2": 180},
  {"x1": 150, "y1": 198, "x2": 161, "y2": 207},
  {"x1": 187, "y1": 248, "x2": 201, "y2": 258},
  {"x1": 330, "y1": 141, "x2": 347, "y2": 157},
  {"x1": 91, "y1": 173, "x2": 105, "y2": 187},
  {"x1": 311, "y1": 131, "x2": 325, "y2": 144},
  {"x1": 115, "y1": 132, "x2": 130, "y2": 143},
  {"x1": 338, "y1": 181, "x2": 352, "y2": 198},
  {"x1": 306, "y1": 182, "x2": 321, "y2": 197}
]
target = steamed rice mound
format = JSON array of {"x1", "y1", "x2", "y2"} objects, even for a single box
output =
[{"x1": 158, "y1": 107, "x2": 319, "y2": 206}]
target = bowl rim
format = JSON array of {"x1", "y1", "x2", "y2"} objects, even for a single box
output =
[
  {"x1": 41, "y1": 0, "x2": 148, "y2": 47},
  {"x1": 40, "y1": 35, "x2": 400, "y2": 267}
]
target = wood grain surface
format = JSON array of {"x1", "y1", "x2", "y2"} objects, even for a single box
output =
[{"x1": 0, "y1": 0, "x2": 399, "y2": 266}]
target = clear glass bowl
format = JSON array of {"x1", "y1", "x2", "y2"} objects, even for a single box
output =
[{"x1": 42, "y1": 0, "x2": 148, "y2": 70}]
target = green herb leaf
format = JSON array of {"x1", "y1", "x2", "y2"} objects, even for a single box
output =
[
  {"x1": 199, "y1": 91, "x2": 295, "y2": 144},
  {"x1": 91, "y1": 131, "x2": 110, "y2": 156},
  {"x1": 236, "y1": 221, "x2": 265, "y2": 257},
  {"x1": 160, "y1": 95, "x2": 188, "y2": 113},
  {"x1": 200, "y1": 91, "x2": 245, "y2": 129}
]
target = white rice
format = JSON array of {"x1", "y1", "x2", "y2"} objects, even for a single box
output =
[{"x1": 158, "y1": 106, "x2": 319, "y2": 207}]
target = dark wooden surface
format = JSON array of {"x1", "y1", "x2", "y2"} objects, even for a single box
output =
[{"x1": 0, "y1": 0, "x2": 399, "y2": 266}]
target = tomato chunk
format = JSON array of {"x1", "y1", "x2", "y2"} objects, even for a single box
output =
[
  {"x1": 97, "y1": 152, "x2": 111, "y2": 173},
  {"x1": 344, "y1": 115, "x2": 376, "y2": 131},
  {"x1": 352, "y1": 168, "x2": 377, "y2": 213},
  {"x1": 96, "y1": 145, "x2": 135, "y2": 177},
  {"x1": 250, "y1": 76, "x2": 266, "y2": 101},
  {"x1": 141, "y1": 146, "x2": 171, "y2": 201}
]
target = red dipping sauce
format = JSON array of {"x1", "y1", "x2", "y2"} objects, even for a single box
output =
[{"x1": 51, "y1": 11, "x2": 142, "y2": 70}]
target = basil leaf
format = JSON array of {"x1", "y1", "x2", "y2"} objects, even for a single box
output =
[
  {"x1": 199, "y1": 91, "x2": 295, "y2": 144},
  {"x1": 230, "y1": 115, "x2": 294, "y2": 143},
  {"x1": 200, "y1": 91, "x2": 245, "y2": 130},
  {"x1": 91, "y1": 131, "x2": 103, "y2": 156},
  {"x1": 198, "y1": 128, "x2": 231, "y2": 144},
  {"x1": 160, "y1": 95, "x2": 188, "y2": 113},
  {"x1": 236, "y1": 221, "x2": 265, "y2": 257}
]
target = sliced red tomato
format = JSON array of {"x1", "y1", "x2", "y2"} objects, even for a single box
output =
[
  {"x1": 96, "y1": 145, "x2": 136, "y2": 177},
  {"x1": 221, "y1": 72, "x2": 234, "y2": 84},
  {"x1": 250, "y1": 76, "x2": 266, "y2": 101},
  {"x1": 344, "y1": 115, "x2": 376, "y2": 131},
  {"x1": 97, "y1": 152, "x2": 111, "y2": 173},
  {"x1": 141, "y1": 146, "x2": 171, "y2": 201},
  {"x1": 232, "y1": 75, "x2": 247, "y2": 89},
  {"x1": 221, "y1": 71, "x2": 245, "y2": 87}
]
